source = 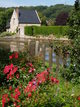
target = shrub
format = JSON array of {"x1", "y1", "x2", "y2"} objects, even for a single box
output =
[
  {"x1": 0, "y1": 52, "x2": 60, "y2": 107},
  {"x1": 61, "y1": 0, "x2": 80, "y2": 84},
  {"x1": 0, "y1": 31, "x2": 15, "y2": 37},
  {"x1": 0, "y1": 51, "x2": 80, "y2": 107},
  {"x1": 25, "y1": 26, "x2": 68, "y2": 36},
  {"x1": 55, "y1": 12, "x2": 69, "y2": 26}
]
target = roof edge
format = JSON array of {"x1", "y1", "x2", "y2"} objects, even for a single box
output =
[{"x1": 35, "y1": 10, "x2": 41, "y2": 24}]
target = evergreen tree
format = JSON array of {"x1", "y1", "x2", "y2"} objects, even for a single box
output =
[{"x1": 75, "y1": 0, "x2": 80, "y2": 10}]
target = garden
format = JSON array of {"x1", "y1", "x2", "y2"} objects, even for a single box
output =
[
  {"x1": 0, "y1": 48, "x2": 80, "y2": 107},
  {"x1": 0, "y1": 0, "x2": 80, "y2": 107}
]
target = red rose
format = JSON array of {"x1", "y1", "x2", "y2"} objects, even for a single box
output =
[
  {"x1": 16, "y1": 105, "x2": 20, "y2": 107},
  {"x1": 13, "y1": 102, "x2": 17, "y2": 106},
  {"x1": 55, "y1": 80, "x2": 59, "y2": 84},
  {"x1": 9, "y1": 55, "x2": 13, "y2": 59},
  {"x1": 14, "y1": 52, "x2": 18, "y2": 59},
  {"x1": 51, "y1": 77, "x2": 59, "y2": 84},
  {"x1": 9, "y1": 86, "x2": 12, "y2": 91},
  {"x1": 28, "y1": 93, "x2": 32, "y2": 98},
  {"x1": 77, "y1": 96, "x2": 80, "y2": 101}
]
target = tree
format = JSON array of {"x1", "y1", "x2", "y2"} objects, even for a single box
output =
[
  {"x1": 55, "y1": 12, "x2": 69, "y2": 26},
  {"x1": 0, "y1": 8, "x2": 13, "y2": 34},
  {"x1": 65, "y1": 0, "x2": 80, "y2": 83},
  {"x1": 0, "y1": 12, "x2": 6, "y2": 33},
  {"x1": 68, "y1": 0, "x2": 80, "y2": 39},
  {"x1": 38, "y1": 12, "x2": 47, "y2": 25},
  {"x1": 75, "y1": 0, "x2": 80, "y2": 10}
]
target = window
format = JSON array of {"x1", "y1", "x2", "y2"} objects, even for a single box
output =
[{"x1": 13, "y1": 18, "x2": 15, "y2": 24}]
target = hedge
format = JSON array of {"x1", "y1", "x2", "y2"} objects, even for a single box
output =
[{"x1": 25, "y1": 26, "x2": 69, "y2": 36}]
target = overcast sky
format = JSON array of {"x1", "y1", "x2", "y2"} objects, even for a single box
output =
[{"x1": 0, "y1": 0, "x2": 75, "y2": 7}]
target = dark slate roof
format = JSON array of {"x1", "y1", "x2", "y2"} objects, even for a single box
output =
[{"x1": 18, "y1": 9, "x2": 41, "y2": 24}]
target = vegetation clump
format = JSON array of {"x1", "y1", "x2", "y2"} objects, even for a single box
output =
[{"x1": 61, "y1": 0, "x2": 80, "y2": 84}]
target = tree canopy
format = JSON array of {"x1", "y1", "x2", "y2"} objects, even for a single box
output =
[{"x1": 0, "y1": 4, "x2": 73, "y2": 33}]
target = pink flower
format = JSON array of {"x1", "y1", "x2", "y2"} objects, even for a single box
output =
[
  {"x1": 24, "y1": 80, "x2": 37, "y2": 93},
  {"x1": 51, "y1": 77, "x2": 56, "y2": 82},
  {"x1": 9, "y1": 52, "x2": 18, "y2": 60},
  {"x1": 36, "y1": 70, "x2": 49, "y2": 84},
  {"x1": 14, "y1": 94, "x2": 19, "y2": 100},
  {"x1": 47, "y1": 68, "x2": 50, "y2": 71},
  {"x1": 55, "y1": 80, "x2": 59, "y2": 84},
  {"x1": 9, "y1": 86, "x2": 12, "y2": 91},
  {"x1": 16, "y1": 105, "x2": 20, "y2": 107},
  {"x1": 3, "y1": 64, "x2": 18, "y2": 79},
  {"x1": 17, "y1": 99, "x2": 20, "y2": 103},
  {"x1": 28, "y1": 68, "x2": 33, "y2": 73},
  {"x1": 2, "y1": 98, "x2": 6, "y2": 107},
  {"x1": 15, "y1": 87, "x2": 19, "y2": 93},
  {"x1": 9, "y1": 55, "x2": 13, "y2": 59},
  {"x1": 3, "y1": 65, "x2": 10, "y2": 74},
  {"x1": 3, "y1": 64, "x2": 14, "y2": 74},
  {"x1": 28, "y1": 67, "x2": 35, "y2": 73},
  {"x1": 14, "y1": 52, "x2": 18, "y2": 59},
  {"x1": 15, "y1": 87, "x2": 21, "y2": 96},
  {"x1": 28, "y1": 93, "x2": 32, "y2": 98},
  {"x1": 28, "y1": 63, "x2": 33, "y2": 67},
  {"x1": 2, "y1": 94, "x2": 9, "y2": 107},
  {"x1": 10, "y1": 67, "x2": 18, "y2": 75},
  {"x1": 31, "y1": 85, "x2": 36, "y2": 92},
  {"x1": 13, "y1": 102, "x2": 17, "y2": 106},
  {"x1": 51, "y1": 77, "x2": 59, "y2": 84}
]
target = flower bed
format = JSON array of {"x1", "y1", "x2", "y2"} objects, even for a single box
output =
[{"x1": 0, "y1": 52, "x2": 80, "y2": 107}]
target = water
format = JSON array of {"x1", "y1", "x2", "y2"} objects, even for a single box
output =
[{"x1": 0, "y1": 37, "x2": 69, "y2": 66}]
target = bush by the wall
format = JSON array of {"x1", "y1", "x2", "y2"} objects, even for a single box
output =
[
  {"x1": 0, "y1": 31, "x2": 15, "y2": 37},
  {"x1": 25, "y1": 26, "x2": 69, "y2": 36}
]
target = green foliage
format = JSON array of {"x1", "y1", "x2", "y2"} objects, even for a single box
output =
[
  {"x1": 25, "y1": 26, "x2": 68, "y2": 36},
  {"x1": 38, "y1": 12, "x2": 47, "y2": 25},
  {"x1": 42, "y1": 4, "x2": 73, "y2": 20},
  {"x1": 63, "y1": 0, "x2": 80, "y2": 84},
  {"x1": 20, "y1": 4, "x2": 73, "y2": 20},
  {"x1": 75, "y1": 0, "x2": 80, "y2": 10},
  {"x1": 0, "y1": 51, "x2": 80, "y2": 107},
  {"x1": 69, "y1": 36, "x2": 80, "y2": 84},
  {"x1": 68, "y1": 10, "x2": 80, "y2": 39},
  {"x1": 68, "y1": 0, "x2": 80, "y2": 39},
  {"x1": 0, "y1": 4, "x2": 73, "y2": 32},
  {"x1": 0, "y1": 12, "x2": 6, "y2": 33},
  {"x1": 0, "y1": 8, "x2": 13, "y2": 33},
  {"x1": 24, "y1": 26, "x2": 34, "y2": 36},
  {"x1": 0, "y1": 31, "x2": 15, "y2": 37},
  {"x1": 0, "y1": 48, "x2": 10, "y2": 67}
]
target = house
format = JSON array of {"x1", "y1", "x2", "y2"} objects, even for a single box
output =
[{"x1": 6, "y1": 8, "x2": 41, "y2": 37}]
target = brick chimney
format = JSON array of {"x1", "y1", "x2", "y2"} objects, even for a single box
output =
[{"x1": 15, "y1": 7, "x2": 19, "y2": 18}]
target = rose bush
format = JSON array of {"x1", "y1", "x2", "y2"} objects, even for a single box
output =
[
  {"x1": 0, "y1": 51, "x2": 80, "y2": 107},
  {"x1": 1, "y1": 52, "x2": 60, "y2": 107}
]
